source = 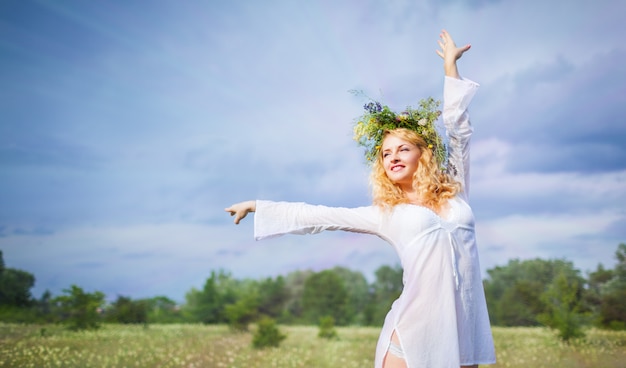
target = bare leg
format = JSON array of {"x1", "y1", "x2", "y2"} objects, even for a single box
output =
[
  {"x1": 382, "y1": 331, "x2": 407, "y2": 368},
  {"x1": 382, "y1": 330, "x2": 479, "y2": 368}
]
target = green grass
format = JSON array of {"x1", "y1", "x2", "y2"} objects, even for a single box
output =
[{"x1": 0, "y1": 323, "x2": 624, "y2": 367}]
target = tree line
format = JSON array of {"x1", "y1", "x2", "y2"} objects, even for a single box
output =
[{"x1": 1, "y1": 244, "x2": 625, "y2": 338}]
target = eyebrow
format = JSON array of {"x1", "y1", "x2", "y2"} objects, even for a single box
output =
[{"x1": 382, "y1": 144, "x2": 409, "y2": 152}]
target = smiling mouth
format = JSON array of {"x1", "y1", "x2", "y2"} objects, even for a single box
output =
[{"x1": 391, "y1": 165, "x2": 404, "y2": 172}]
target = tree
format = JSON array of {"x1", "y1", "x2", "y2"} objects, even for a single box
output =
[
  {"x1": 54, "y1": 285, "x2": 105, "y2": 331},
  {"x1": 302, "y1": 269, "x2": 349, "y2": 325},
  {"x1": 483, "y1": 258, "x2": 585, "y2": 326},
  {"x1": 583, "y1": 263, "x2": 613, "y2": 325},
  {"x1": 145, "y1": 296, "x2": 183, "y2": 323},
  {"x1": 257, "y1": 276, "x2": 288, "y2": 319},
  {"x1": 36, "y1": 290, "x2": 56, "y2": 323},
  {"x1": 496, "y1": 280, "x2": 544, "y2": 326},
  {"x1": 585, "y1": 264, "x2": 613, "y2": 306},
  {"x1": 281, "y1": 270, "x2": 313, "y2": 323},
  {"x1": 183, "y1": 270, "x2": 238, "y2": 324},
  {"x1": 599, "y1": 288, "x2": 626, "y2": 330},
  {"x1": 224, "y1": 292, "x2": 259, "y2": 331},
  {"x1": 331, "y1": 267, "x2": 370, "y2": 325},
  {"x1": 364, "y1": 265, "x2": 403, "y2": 326},
  {"x1": 106, "y1": 295, "x2": 148, "y2": 324},
  {"x1": 539, "y1": 271, "x2": 586, "y2": 341},
  {"x1": 220, "y1": 278, "x2": 260, "y2": 331},
  {"x1": 596, "y1": 243, "x2": 626, "y2": 329},
  {"x1": 614, "y1": 243, "x2": 626, "y2": 279},
  {"x1": 0, "y1": 250, "x2": 35, "y2": 307}
]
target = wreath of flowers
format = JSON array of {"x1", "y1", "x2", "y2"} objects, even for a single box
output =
[{"x1": 351, "y1": 92, "x2": 448, "y2": 168}]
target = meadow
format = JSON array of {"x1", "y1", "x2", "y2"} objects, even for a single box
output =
[{"x1": 0, "y1": 323, "x2": 625, "y2": 368}]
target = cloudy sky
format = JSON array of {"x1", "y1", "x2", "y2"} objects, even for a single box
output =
[{"x1": 1, "y1": 0, "x2": 625, "y2": 302}]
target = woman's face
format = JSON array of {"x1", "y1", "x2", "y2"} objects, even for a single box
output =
[{"x1": 381, "y1": 134, "x2": 422, "y2": 190}]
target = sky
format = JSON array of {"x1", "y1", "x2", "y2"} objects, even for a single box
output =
[{"x1": 1, "y1": 0, "x2": 625, "y2": 303}]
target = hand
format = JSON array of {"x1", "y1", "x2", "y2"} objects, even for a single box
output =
[
  {"x1": 435, "y1": 29, "x2": 471, "y2": 78},
  {"x1": 225, "y1": 200, "x2": 256, "y2": 224}
]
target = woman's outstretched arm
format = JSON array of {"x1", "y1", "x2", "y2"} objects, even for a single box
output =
[
  {"x1": 226, "y1": 199, "x2": 385, "y2": 241},
  {"x1": 225, "y1": 200, "x2": 256, "y2": 224},
  {"x1": 436, "y1": 29, "x2": 471, "y2": 79}
]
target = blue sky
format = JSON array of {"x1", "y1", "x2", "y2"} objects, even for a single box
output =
[{"x1": 1, "y1": 0, "x2": 625, "y2": 302}]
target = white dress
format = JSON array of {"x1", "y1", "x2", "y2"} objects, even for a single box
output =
[{"x1": 253, "y1": 77, "x2": 496, "y2": 367}]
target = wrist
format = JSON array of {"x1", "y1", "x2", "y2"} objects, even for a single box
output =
[{"x1": 444, "y1": 63, "x2": 460, "y2": 79}]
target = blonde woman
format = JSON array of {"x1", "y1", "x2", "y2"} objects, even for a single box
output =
[{"x1": 226, "y1": 30, "x2": 496, "y2": 368}]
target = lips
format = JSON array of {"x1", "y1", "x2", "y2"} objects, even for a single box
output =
[{"x1": 391, "y1": 164, "x2": 405, "y2": 172}]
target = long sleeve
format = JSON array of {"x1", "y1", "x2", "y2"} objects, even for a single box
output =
[
  {"x1": 443, "y1": 76, "x2": 479, "y2": 200},
  {"x1": 254, "y1": 200, "x2": 384, "y2": 241}
]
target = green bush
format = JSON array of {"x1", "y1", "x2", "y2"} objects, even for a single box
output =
[
  {"x1": 54, "y1": 285, "x2": 105, "y2": 331},
  {"x1": 538, "y1": 271, "x2": 585, "y2": 342},
  {"x1": 106, "y1": 296, "x2": 148, "y2": 324},
  {"x1": 224, "y1": 297, "x2": 257, "y2": 332},
  {"x1": 252, "y1": 317, "x2": 286, "y2": 348},
  {"x1": 0, "y1": 306, "x2": 40, "y2": 323},
  {"x1": 318, "y1": 315, "x2": 338, "y2": 339}
]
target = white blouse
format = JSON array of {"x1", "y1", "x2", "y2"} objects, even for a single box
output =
[{"x1": 254, "y1": 77, "x2": 496, "y2": 368}]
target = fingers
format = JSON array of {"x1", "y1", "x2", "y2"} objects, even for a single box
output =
[
  {"x1": 436, "y1": 30, "x2": 455, "y2": 59},
  {"x1": 439, "y1": 29, "x2": 453, "y2": 47},
  {"x1": 456, "y1": 43, "x2": 471, "y2": 60},
  {"x1": 437, "y1": 40, "x2": 445, "y2": 55},
  {"x1": 224, "y1": 205, "x2": 248, "y2": 224},
  {"x1": 436, "y1": 29, "x2": 471, "y2": 60},
  {"x1": 224, "y1": 206, "x2": 240, "y2": 224},
  {"x1": 438, "y1": 29, "x2": 457, "y2": 51},
  {"x1": 234, "y1": 211, "x2": 248, "y2": 224},
  {"x1": 436, "y1": 38, "x2": 446, "y2": 59}
]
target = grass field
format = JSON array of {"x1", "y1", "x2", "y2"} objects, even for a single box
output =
[{"x1": 1, "y1": 323, "x2": 625, "y2": 367}]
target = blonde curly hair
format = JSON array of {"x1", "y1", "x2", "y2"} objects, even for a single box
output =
[{"x1": 370, "y1": 128, "x2": 460, "y2": 212}]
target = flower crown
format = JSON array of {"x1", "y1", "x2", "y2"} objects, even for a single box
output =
[{"x1": 351, "y1": 93, "x2": 447, "y2": 168}]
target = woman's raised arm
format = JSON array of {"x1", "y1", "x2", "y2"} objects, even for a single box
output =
[{"x1": 437, "y1": 30, "x2": 479, "y2": 199}]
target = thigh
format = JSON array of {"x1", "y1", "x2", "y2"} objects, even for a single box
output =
[{"x1": 382, "y1": 331, "x2": 408, "y2": 368}]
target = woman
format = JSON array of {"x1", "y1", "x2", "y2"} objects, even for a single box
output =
[{"x1": 225, "y1": 30, "x2": 496, "y2": 368}]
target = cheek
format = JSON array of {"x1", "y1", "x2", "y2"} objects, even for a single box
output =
[
  {"x1": 411, "y1": 153, "x2": 422, "y2": 166},
  {"x1": 382, "y1": 158, "x2": 391, "y2": 169}
]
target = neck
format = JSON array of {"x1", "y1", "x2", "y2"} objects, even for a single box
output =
[{"x1": 403, "y1": 188, "x2": 421, "y2": 204}]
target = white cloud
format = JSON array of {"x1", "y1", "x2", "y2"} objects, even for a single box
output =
[{"x1": 477, "y1": 211, "x2": 623, "y2": 274}]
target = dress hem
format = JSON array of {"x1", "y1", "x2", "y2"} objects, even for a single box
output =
[{"x1": 460, "y1": 359, "x2": 497, "y2": 365}]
